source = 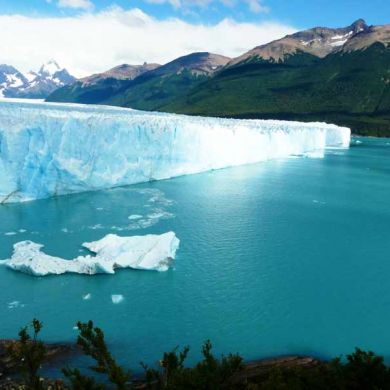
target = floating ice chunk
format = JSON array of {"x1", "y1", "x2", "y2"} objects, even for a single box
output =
[
  {"x1": 147, "y1": 211, "x2": 175, "y2": 220},
  {"x1": 5, "y1": 232, "x2": 17, "y2": 236},
  {"x1": 83, "y1": 232, "x2": 178, "y2": 272},
  {"x1": 83, "y1": 293, "x2": 92, "y2": 300},
  {"x1": 111, "y1": 295, "x2": 124, "y2": 304},
  {"x1": 3, "y1": 241, "x2": 113, "y2": 276},
  {"x1": 88, "y1": 224, "x2": 104, "y2": 230},
  {"x1": 8, "y1": 301, "x2": 24, "y2": 309},
  {"x1": 128, "y1": 215, "x2": 143, "y2": 220},
  {"x1": 3, "y1": 232, "x2": 179, "y2": 276}
]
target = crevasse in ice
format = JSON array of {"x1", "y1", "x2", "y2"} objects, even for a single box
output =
[{"x1": 0, "y1": 99, "x2": 351, "y2": 203}]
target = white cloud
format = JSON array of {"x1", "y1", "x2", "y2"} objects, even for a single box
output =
[
  {"x1": 0, "y1": 7, "x2": 296, "y2": 77},
  {"x1": 58, "y1": 0, "x2": 94, "y2": 10},
  {"x1": 145, "y1": 0, "x2": 269, "y2": 13},
  {"x1": 246, "y1": 0, "x2": 269, "y2": 13}
]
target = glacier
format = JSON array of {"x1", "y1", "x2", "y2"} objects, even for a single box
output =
[
  {"x1": 0, "y1": 99, "x2": 351, "y2": 203},
  {"x1": 1, "y1": 232, "x2": 180, "y2": 276}
]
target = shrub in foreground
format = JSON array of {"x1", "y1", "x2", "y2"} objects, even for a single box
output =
[{"x1": 4, "y1": 319, "x2": 390, "y2": 390}]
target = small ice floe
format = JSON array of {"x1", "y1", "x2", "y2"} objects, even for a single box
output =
[
  {"x1": 82, "y1": 293, "x2": 92, "y2": 300},
  {"x1": 96, "y1": 207, "x2": 104, "y2": 211},
  {"x1": 110, "y1": 208, "x2": 175, "y2": 232},
  {"x1": 19, "y1": 229, "x2": 27, "y2": 233},
  {"x1": 128, "y1": 215, "x2": 143, "y2": 220},
  {"x1": 5, "y1": 232, "x2": 17, "y2": 236},
  {"x1": 111, "y1": 295, "x2": 124, "y2": 304},
  {"x1": 312, "y1": 200, "x2": 327, "y2": 205},
  {"x1": 147, "y1": 210, "x2": 175, "y2": 220},
  {"x1": 72, "y1": 326, "x2": 78, "y2": 330},
  {"x1": 8, "y1": 301, "x2": 24, "y2": 309},
  {"x1": 88, "y1": 224, "x2": 104, "y2": 230},
  {"x1": 61, "y1": 228, "x2": 69, "y2": 233}
]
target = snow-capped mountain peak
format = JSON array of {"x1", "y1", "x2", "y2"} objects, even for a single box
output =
[
  {"x1": 24, "y1": 71, "x2": 38, "y2": 83},
  {"x1": 0, "y1": 61, "x2": 76, "y2": 99},
  {"x1": 229, "y1": 19, "x2": 371, "y2": 65},
  {"x1": 39, "y1": 60, "x2": 61, "y2": 76}
]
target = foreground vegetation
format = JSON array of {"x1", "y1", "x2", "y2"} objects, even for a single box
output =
[{"x1": 2, "y1": 319, "x2": 390, "y2": 389}]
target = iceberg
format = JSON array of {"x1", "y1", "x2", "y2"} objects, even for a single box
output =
[
  {"x1": 111, "y1": 295, "x2": 124, "y2": 304},
  {"x1": 0, "y1": 99, "x2": 351, "y2": 203},
  {"x1": 2, "y1": 231, "x2": 180, "y2": 276}
]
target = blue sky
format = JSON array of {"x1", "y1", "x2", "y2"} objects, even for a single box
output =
[
  {"x1": 0, "y1": 0, "x2": 388, "y2": 76},
  {"x1": 0, "y1": 0, "x2": 388, "y2": 28}
]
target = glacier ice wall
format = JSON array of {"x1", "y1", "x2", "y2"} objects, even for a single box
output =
[{"x1": 0, "y1": 99, "x2": 351, "y2": 203}]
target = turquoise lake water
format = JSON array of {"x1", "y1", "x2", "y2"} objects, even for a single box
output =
[{"x1": 1, "y1": 137, "x2": 390, "y2": 371}]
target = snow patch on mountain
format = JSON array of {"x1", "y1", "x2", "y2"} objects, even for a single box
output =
[{"x1": 0, "y1": 61, "x2": 76, "y2": 99}]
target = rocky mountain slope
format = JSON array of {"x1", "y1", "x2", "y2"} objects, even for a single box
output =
[
  {"x1": 47, "y1": 52, "x2": 230, "y2": 109},
  {"x1": 80, "y1": 63, "x2": 160, "y2": 85},
  {"x1": 163, "y1": 20, "x2": 390, "y2": 135},
  {"x1": 47, "y1": 62, "x2": 160, "y2": 105},
  {"x1": 229, "y1": 19, "x2": 369, "y2": 65},
  {"x1": 47, "y1": 19, "x2": 390, "y2": 135}
]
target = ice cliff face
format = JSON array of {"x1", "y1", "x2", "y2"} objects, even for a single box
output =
[{"x1": 0, "y1": 99, "x2": 351, "y2": 203}]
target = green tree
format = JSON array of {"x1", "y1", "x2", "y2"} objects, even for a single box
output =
[
  {"x1": 193, "y1": 340, "x2": 243, "y2": 389},
  {"x1": 142, "y1": 340, "x2": 243, "y2": 390},
  {"x1": 8, "y1": 319, "x2": 46, "y2": 390},
  {"x1": 62, "y1": 367, "x2": 104, "y2": 390},
  {"x1": 343, "y1": 348, "x2": 390, "y2": 390},
  {"x1": 69, "y1": 321, "x2": 131, "y2": 390}
]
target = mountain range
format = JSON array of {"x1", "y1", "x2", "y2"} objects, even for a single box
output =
[
  {"x1": 46, "y1": 19, "x2": 390, "y2": 136},
  {"x1": 0, "y1": 61, "x2": 75, "y2": 99},
  {"x1": 47, "y1": 53, "x2": 230, "y2": 109}
]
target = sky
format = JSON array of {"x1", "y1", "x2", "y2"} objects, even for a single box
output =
[{"x1": 0, "y1": 0, "x2": 389, "y2": 77}]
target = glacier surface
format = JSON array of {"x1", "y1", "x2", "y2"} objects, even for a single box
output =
[
  {"x1": 0, "y1": 99, "x2": 351, "y2": 203},
  {"x1": 1, "y1": 232, "x2": 180, "y2": 276}
]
